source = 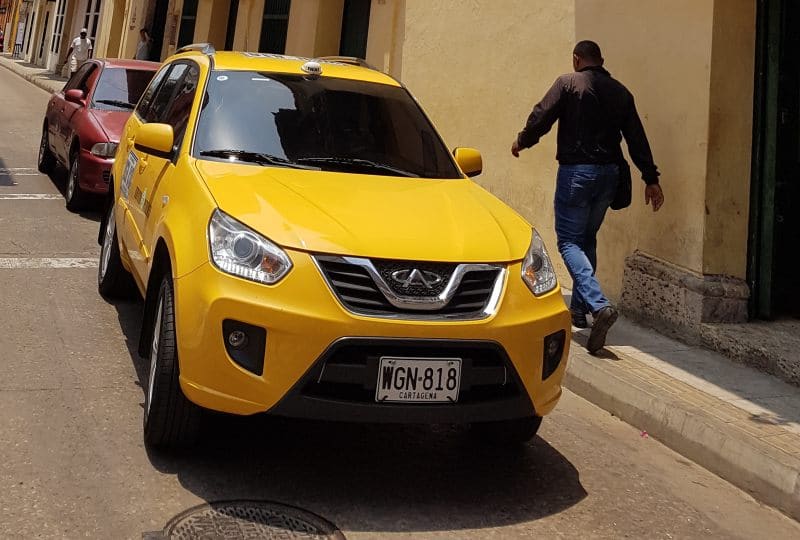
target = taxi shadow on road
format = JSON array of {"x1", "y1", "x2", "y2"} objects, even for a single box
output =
[
  {"x1": 148, "y1": 416, "x2": 587, "y2": 533},
  {"x1": 43, "y1": 165, "x2": 102, "y2": 222},
  {"x1": 108, "y1": 293, "x2": 588, "y2": 533}
]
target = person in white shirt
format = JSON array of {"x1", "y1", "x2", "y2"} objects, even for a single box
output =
[
  {"x1": 67, "y1": 28, "x2": 93, "y2": 73},
  {"x1": 134, "y1": 28, "x2": 151, "y2": 61}
]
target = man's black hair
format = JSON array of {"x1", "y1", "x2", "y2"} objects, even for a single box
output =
[{"x1": 573, "y1": 40, "x2": 602, "y2": 62}]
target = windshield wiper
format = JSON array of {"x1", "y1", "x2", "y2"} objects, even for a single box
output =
[
  {"x1": 295, "y1": 157, "x2": 419, "y2": 177},
  {"x1": 94, "y1": 99, "x2": 135, "y2": 110},
  {"x1": 199, "y1": 149, "x2": 319, "y2": 170}
]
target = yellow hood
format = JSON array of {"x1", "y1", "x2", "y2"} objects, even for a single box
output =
[{"x1": 195, "y1": 160, "x2": 532, "y2": 263}]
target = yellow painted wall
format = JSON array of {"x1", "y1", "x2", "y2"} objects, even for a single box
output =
[
  {"x1": 312, "y1": 0, "x2": 343, "y2": 56},
  {"x1": 365, "y1": 0, "x2": 404, "y2": 75},
  {"x1": 378, "y1": 0, "x2": 754, "y2": 299},
  {"x1": 233, "y1": 0, "x2": 265, "y2": 51},
  {"x1": 117, "y1": 0, "x2": 150, "y2": 60},
  {"x1": 162, "y1": 0, "x2": 184, "y2": 58},
  {"x1": 703, "y1": 0, "x2": 756, "y2": 277},
  {"x1": 387, "y1": 0, "x2": 577, "y2": 288},
  {"x1": 284, "y1": 0, "x2": 343, "y2": 57},
  {"x1": 284, "y1": 0, "x2": 317, "y2": 54},
  {"x1": 575, "y1": 0, "x2": 716, "y2": 296},
  {"x1": 96, "y1": 0, "x2": 127, "y2": 59},
  {"x1": 194, "y1": 0, "x2": 232, "y2": 50}
]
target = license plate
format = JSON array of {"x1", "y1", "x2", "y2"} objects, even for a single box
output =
[{"x1": 375, "y1": 357, "x2": 461, "y2": 403}]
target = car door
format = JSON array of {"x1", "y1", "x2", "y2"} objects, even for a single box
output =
[
  {"x1": 50, "y1": 62, "x2": 94, "y2": 162},
  {"x1": 59, "y1": 62, "x2": 99, "y2": 161},
  {"x1": 121, "y1": 61, "x2": 199, "y2": 279},
  {"x1": 117, "y1": 63, "x2": 173, "y2": 277}
]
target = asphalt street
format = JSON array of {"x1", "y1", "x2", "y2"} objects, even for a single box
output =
[{"x1": 1, "y1": 65, "x2": 799, "y2": 539}]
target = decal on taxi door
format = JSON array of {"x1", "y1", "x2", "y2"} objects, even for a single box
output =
[{"x1": 120, "y1": 151, "x2": 138, "y2": 199}]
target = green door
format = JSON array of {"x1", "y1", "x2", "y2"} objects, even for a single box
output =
[
  {"x1": 339, "y1": 0, "x2": 371, "y2": 59},
  {"x1": 750, "y1": 0, "x2": 800, "y2": 318}
]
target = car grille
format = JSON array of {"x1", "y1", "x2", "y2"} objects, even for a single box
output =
[
  {"x1": 299, "y1": 340, "x2": 520, "y2": 404},
  {"x1": 316, "y1": 257, "x2": 504, "y2": 319}
]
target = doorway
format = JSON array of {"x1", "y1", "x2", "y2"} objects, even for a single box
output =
[
  {"x1": 339, "y1": 0, "x2": 371, "y2": 58},
  {"x1": 177, "y1": 0, "x2": 198, "y2": 49},
  {"x1": 259, "y1": 0, "x2": 291, "y2": 54},
  {"x1": 750, "y1": 0, "x2": 800, "y2": 318},
  {"x1": 149, "y1": 0, "x2": 170, "y2": 61}
]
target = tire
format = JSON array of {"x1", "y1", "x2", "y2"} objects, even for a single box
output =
[
  {"x1": 143, "y1": 273, "x2": 202, "y2": 449},
  {"x1": 97, "y1": 202, "x2": 135, "y2": 298},
  {"x1": 470, "y1": 415, "x2": 543, "y2": 445},
  {"x1": 65, "y1": 155, "x2": 90, "y2": 211},
  {"x1": 37, "y1": 125, "x2": 56, "y2": 174}
]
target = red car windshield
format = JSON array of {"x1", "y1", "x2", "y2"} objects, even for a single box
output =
[{"x1": 92, "y1": 68, "x2": 155, "y2": 111}]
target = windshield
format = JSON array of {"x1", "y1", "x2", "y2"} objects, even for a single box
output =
[
  {"x1": 193, "y1": 71, "x2": 462, "y2": 179},
  {"x1": 92, "y1": 68, "x2": 155, "y2": 111}
]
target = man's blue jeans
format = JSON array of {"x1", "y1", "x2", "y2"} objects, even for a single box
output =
[{"x1": 555, "y1": 163, "x2": 619, "y2": 316}]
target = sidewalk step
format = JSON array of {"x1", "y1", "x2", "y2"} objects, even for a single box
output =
[{"x1": 564, "y1": 324, "x2": 800, "y2": 521}]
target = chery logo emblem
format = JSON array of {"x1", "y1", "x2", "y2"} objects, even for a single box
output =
[{"x1": 390, "y1": 269, "x2": 443, "y2": 289}]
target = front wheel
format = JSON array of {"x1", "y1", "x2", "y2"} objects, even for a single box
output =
[
  {"x1": 65, "y1": 156, "x2": 90, "y2": 211},
  {"x1": 470, "y1": 415, "x2": 543, "y2": 445},
  {"x1": 98, "y1": 203, "x2": 135, "y2": 298},
  {"x1": 143, "y1": 274, "x2": 202, "y2": 449}
]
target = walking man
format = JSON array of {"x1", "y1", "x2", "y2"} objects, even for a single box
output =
[
  {"x1": 512, "y1": 40, "x2": 664, "y2": 354},
  {"x1": 67, "y1": 28, "x2": 93, "y2": 73}
]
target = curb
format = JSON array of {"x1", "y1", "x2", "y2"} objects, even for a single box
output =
[
  {"x1": 564, "y1": 347, "x2": 800, "y2": 521},
  {"x1": 0, "y1": 57, "x2": 64, "y2": 95}
]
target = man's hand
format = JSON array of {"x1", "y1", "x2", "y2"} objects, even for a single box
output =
[
  {"x1": 645, "y1": 184, "x2": 664, "y2": 212},
  {"x1": 511, "y1": 139, "x2": 521, "y2": 158}
]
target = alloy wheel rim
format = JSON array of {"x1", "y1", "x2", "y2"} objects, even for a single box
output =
[
  {"x1": 146, "y1": 297, "x2": 163, "y2": 422},
  {"x1": 67, "y1": 162, "x2": 77, "y2": 201},
  {"x1": 99, "y1": 206, "x2": 115, "y2": 279}
]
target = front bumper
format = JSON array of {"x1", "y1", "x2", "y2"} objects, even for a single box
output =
[
  {"x1": 79, "y1": 149, "x2": 112, "y2": 194},
  {"x1": 174, "y1": 251, "x2": 571, "y2": 422}
]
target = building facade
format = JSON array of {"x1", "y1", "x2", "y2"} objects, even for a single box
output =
[{"x1": 2, "y1": 1, "x2": 797, "y2": 338}]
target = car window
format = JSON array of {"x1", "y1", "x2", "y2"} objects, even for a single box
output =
[
  {"x1": 92, "y1": 68, "x2": 156, "y2": 111},
  {"x1": 142, "y1": 63, "x2": 189, "y2": 124},
  {"x1": 63, "y1": 63, "x2": 94, "y2": 93},
  {"x1": 158, "y1": 64, "x2": 200, "y2": 152},
  {"x1": 135, "y1": 65, "x2": 171, "y2": 120},
  {"x1": 193, "y1": 71, "x2": 462, "y2": 179},
  {"x1": 82, "y1": 66, "x2": 100, "y2": 96}
]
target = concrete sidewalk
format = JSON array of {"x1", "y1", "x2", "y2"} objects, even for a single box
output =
[
  {"x1": 565, "y1": 310, "x2": 800, "y2": 522},
  {"x1": 0, "y1": 54, "x2": 66, "y2": 94}
]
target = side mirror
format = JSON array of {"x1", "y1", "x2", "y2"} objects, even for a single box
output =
[
  {"x1": 453, "y1": 147, "x2": 482, "y2": 178},
  {"x1": 65, "y1": 89, "x2": 85, "y2": 105},
  {"x1": 134, "y1": 123, "x2": 174, "y2": 159}
]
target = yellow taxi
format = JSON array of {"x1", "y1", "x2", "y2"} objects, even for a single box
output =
[{"x1": 98, "y1": 44, "x2": 570, "y2": 448}]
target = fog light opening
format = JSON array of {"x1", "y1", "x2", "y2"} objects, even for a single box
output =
[
  {"x1": 222, "y1": 319, "x2": 267, "y2": 376},
  {"x1": 542, "y1": 330, "x2": 566, "y2": 380}
]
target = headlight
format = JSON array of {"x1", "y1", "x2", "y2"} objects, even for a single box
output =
[
  {"x1": 208, "y1": 209, "x2": 292, "y2": 284},
  {"x1": 521, "y1": 229, "x2": 558, "y2": 296},
  {"x1": 90, "y1": 142, "x2": 119, "y2": 158}
]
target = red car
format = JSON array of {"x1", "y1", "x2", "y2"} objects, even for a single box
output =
[{"x1": 38, "y1": 59, "x2": 159, "y2": 210}]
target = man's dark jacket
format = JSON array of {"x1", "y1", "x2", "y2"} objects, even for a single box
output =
[{"x1": 517, "y1": 66, "x2": 659, "y2": 184}]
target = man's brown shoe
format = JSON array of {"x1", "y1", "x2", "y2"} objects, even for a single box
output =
[{"x1": 587, "y1": 306, "x2": 618, "y2": 354}]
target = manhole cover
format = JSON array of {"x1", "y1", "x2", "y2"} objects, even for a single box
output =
[{"x1": 156, "y1": 500, "x2": 345, "y2": 539}]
